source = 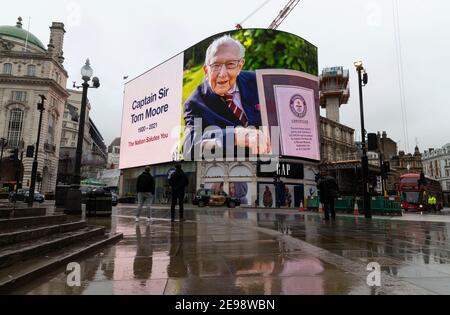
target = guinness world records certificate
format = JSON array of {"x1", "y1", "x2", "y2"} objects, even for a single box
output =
[
  {"x1": 274, "y1": 85, "x2": 319, "y2": 159},
  {"x1": 256, "y1": 69, "x2": 321, "y2": 161}
]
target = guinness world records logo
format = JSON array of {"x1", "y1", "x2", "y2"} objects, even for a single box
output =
[{"x1": 290, "y1": 94, "x2": 307, "y2": 118}]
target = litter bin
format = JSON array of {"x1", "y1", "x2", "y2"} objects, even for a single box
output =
[
  {"x1": 85, "y1": 188, "x2": 112, "y2": 217},
  {"x1": 55, "y1": 185, "x2": 71, "y2": 207}
]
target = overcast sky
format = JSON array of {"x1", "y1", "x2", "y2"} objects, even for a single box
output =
[{"x1": 2, "y1": 0, "x2": 449, "y2": 153}]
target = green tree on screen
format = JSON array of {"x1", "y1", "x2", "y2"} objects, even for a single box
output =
[{"x1": 233, "y1": 29, "x2": 318, "y2": 76}]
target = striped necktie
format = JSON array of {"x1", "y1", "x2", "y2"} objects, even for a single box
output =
[{"x1": 225, "y1": 93, "x2": 248, "y2": 127}]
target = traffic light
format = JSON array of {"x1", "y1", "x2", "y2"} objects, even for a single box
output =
[
  {"x1": 369, "y1": 175, "x2": 377, "y2": 187},
  {"x1": 383, "y1": 161, "x2": 390, "y2": 175},
  {"x1": 27, "y1": 179, "x2": 31, "y2": 187}
]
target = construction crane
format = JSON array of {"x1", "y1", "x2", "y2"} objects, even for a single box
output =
[
  {"x1": 236, "y1": 0, "x2": 301, "y2": 30},
  {"x1": 236, "y1": 0, "x2": 272, "y2": 29},
  {"x1": 268, "y1": 0, "x2": 301, "y2": 29}
]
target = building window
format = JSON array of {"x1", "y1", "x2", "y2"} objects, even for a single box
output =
[
  {"x1": 3, "y1": 63, "x2": 12, "y2": 75},
  {"x1": 11, "y1": 91, "x2": 27, "y2": 102},
  {"x1": 47, "y1": 114, "x2": 55, "y2": 146},
  {"x1": 7, "y1": 109, "x2": 24, "y2": 148},
  {"x1": 27, "y1": 65, "x2": 36, "y2": 76},
  {"x1": 51, "y1": 97, "x2": 58, "y2": 108}
]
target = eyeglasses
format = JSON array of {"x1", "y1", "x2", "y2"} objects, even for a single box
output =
[{"x1": 208, "y1": 60, "x2": 241, "y2": 73}]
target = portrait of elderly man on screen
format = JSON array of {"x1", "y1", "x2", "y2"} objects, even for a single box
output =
[{"x1": 183, "y1": 35, "x2": 271, "y2": 160}]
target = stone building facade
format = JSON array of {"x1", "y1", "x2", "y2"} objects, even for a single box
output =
[
  {"x1": 378, "y1": 131, "x2": 397, "y2": 160},
  {"x1": 57, "y1": 89, "x2": 107, "y2": 184},
  {"x1": 57, "y1": 89, "x2": 91, "y2": 184},
  {"x1": 392, "y1": 146, "x2": 423, "y2": 176},
  {"x1": 0, "y1": 18, "x2": 69, "y2": 193},
  {"x1": 422, "y1": 144, "x2": 450, "y2": 192},
  {"x1": 320, "y1": 117, "x2": 356, "y2": 163},
  {"x1": 107, "y1": 137, "x2": 121, "y2": 169}
]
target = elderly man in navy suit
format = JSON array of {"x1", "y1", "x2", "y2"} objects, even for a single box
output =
[{"x1": 183, "y1": 35, "x2": 269, "y2": 160}]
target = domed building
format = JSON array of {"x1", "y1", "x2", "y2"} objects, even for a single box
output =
[{"x1": 0, "y1": 17, "x2": 69, "y2": 194}]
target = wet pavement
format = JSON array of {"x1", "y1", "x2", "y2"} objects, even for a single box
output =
[{"x1": 10, "y1": 205, "x2": 450, "y2": 295}]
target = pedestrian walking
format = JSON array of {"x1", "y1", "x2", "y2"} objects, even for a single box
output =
[
  {"x1": 316, "y1": 170, "x2": 339, "y2": 221},
  {"x1": 169, "y1": 163, "x2": 189, "y2": 222},
  {"x1": 263, "y1": 186, "x2": 273, "y2": 208},
  {"x1": 136, "y1": 166, "x2": 155, "y2": 223}
]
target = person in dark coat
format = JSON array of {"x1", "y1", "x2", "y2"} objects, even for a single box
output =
[
  {"x1": 182, "y1": 35, "x2": 265, "y2": 160},
  {"x1": 136, "y1": 166, "x2": 156, "y2": 223},
  {"x1": 316, "y1": 170, "x2": 339, "y2": 221},
  {"x1": 169, "y1": 164, "x2": 189, "y2": 222}
]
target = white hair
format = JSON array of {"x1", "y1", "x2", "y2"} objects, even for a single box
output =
[{"x1": 204, "y1": 35, "x2": 246, "y2": 66}]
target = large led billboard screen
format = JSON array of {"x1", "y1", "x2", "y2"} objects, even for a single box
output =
[{"x1": 120, "y1": 29, "x2": 319, "y2": 170}]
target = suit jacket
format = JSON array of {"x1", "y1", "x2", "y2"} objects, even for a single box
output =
[{"x1": 183, "y1": 71, "x2": 261, "y2": 159}]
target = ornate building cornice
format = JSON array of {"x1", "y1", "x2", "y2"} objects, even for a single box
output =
[
  {"x1": 0, "y1": 76, "x2": 69, "y2": 98},
  {"x1": 1, "y1": 51, "x2": 68, "y2": 77}
]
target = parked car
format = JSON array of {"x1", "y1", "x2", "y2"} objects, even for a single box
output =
[
  {"x1": 192, "y1": 189, "x2": 240, "y2": 208},
  {"x1": 9, "y1": 189, "x2": 45, "y2": 203}
]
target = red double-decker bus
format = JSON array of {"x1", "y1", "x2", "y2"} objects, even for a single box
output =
[{"x1": 399, "y1": 173, "x2": 443, "y2": 211}]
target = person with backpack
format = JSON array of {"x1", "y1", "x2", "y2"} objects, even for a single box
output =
[
  {"x1": 169, "y1": 163, "x2": 189, "y2": 222},
  {"x1": 316, "y1": 170, "x2": 339, "y2": 221},
  {"x1": 136, "y1": 166, "x2": 155, "y2": 223}
]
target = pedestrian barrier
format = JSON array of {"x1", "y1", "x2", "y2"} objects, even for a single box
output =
[
  {"x1": 307, "y1": 197, "x2": 319, "y2": 210},
  {"x1": 335, "y1": 197, "x2": 354, "y2": 212},
  {"x1": 305, "y1": 196, "x2": 402, "y2": 216}
]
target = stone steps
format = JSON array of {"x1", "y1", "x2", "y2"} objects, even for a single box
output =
[
  {"x1": 0, "y1": 215, "x2": 67, "y2": 231},
  {"x1": 0, "y1": 226, "x2": 106, "y2": 269},
  {"x1": 0, "y1": 221, "x2": 87, "y2": 247},
  {"x1": 0, "y1": 232, "x2": 123, "y2": 293},
  {"x1": 0, "y1": 204, "x2": 124, "y2": 293},
  {"x1": 0, "y1": 208, "x2": 47, "y2": 219}
]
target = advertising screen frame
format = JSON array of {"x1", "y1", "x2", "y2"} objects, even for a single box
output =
[{"x1": 120, "y1": 29, "x2": 319, "y2": 170}]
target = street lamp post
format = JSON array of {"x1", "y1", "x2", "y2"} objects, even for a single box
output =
[
  {"x1": 0, "y1": 138, "x2": 7, "y2": 185},
  {"x1": 65, "y1": 59, "x2": 100, "y2": 214},
  {"x1": 354, "y1": 60, "x2": 372, "y2": 219},
  {"x1": 28, "y1": 95, "x2": 46, "y2": 206}
]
